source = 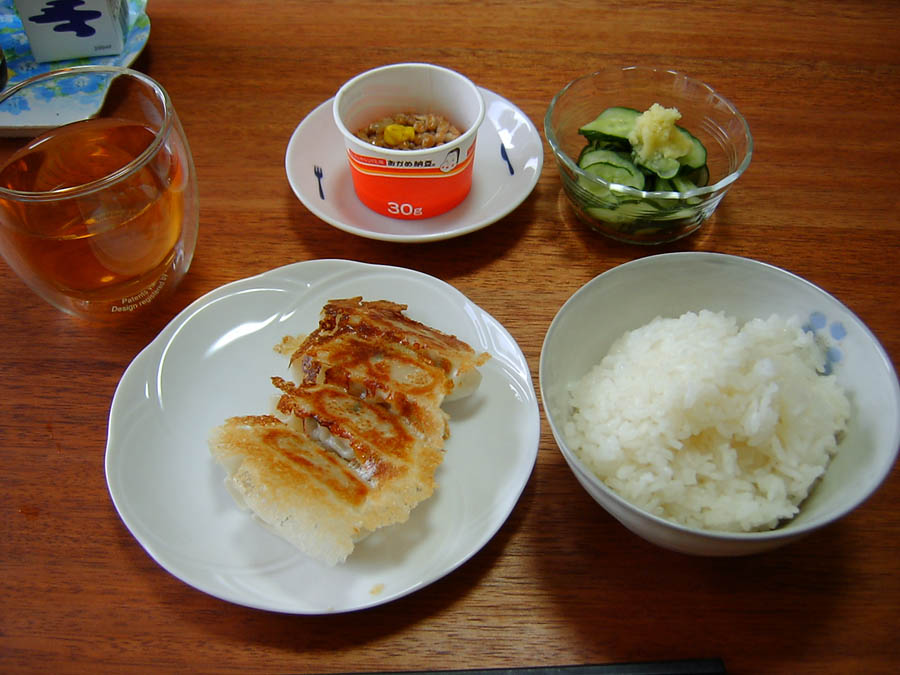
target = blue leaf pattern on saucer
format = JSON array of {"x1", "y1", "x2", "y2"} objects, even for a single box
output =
[
  {"x1": 500, "y1": 142, "x2": 514, "y2": 175},
  {"x1": 0, "y1": 0, "x2": 149, "y2": 129}
]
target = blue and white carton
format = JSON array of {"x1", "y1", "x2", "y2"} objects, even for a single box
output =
[{"x1": 13, "y1": 0, "x2": 129, "y2": 63}]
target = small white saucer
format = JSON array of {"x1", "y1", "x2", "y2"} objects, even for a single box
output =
[{"x1": 285, "y1": 87, "x2": 543, "y2": 243}]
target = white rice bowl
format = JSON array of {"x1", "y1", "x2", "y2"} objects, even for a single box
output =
[
  {"x1": 564, "y1": 310, "x2": 851, "y2": 533},
  {"x1": 539, "y1": 252, "x2": 900, "y2": 556}
]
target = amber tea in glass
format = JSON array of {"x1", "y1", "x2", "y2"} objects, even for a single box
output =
[{"x1": 0, "y1": 66, "x2": 198, "y2": 321}]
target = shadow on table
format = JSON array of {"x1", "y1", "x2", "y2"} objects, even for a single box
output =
[
  {"x1": 281, "y1": 183, "x2": 540, "y2": 282},
  {"x1": 119, "y1": 456, "x2": 539, "y2": 648},
  {"x1": 529, "y1": 463, "x2": 853, "y2": 670}
]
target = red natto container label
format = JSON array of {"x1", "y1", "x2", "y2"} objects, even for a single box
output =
[{"x1": 346, "y1": 141, "x2": 476, "y2": 219}]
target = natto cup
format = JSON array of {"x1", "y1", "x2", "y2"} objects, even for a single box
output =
[{"x1": 332, "y1": 63, "x2": 485, "y2": 220}]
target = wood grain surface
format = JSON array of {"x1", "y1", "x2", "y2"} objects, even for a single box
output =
[{"x1": 2, "y1": 1, "x2": 899, "y2": 673}]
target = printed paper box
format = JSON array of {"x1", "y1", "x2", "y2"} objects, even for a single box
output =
[{"x1": 14, "y1": 0, "x2": 129, "y2": 62}]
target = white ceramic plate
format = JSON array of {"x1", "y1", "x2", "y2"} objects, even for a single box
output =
[
  {"x1": 285, "y1": 87, "x2": 543, "y2": 242},
  {"x1": 105, "y1": 259, "x2": 540, "y2": 613}
]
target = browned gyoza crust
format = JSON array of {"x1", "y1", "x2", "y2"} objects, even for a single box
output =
[
  {"x1": 209, "y1": 297, "x2": 490, "y2": 566},
  {"x1": 209, "y1": 415, "x2": 369, "y2": 566},
  {"x1": 292, "y1": 297, "x2": 488, "y2": 391},
  {"x1": 272, "y1": 376, "x2": 443, "y2": 532}
]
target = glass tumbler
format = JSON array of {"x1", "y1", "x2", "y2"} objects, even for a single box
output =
[{"x1": 0, "y1": 66, "x2": 198, "y2": 321}]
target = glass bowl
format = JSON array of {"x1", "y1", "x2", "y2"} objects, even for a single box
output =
[{"x1": 545, "y1": 66, "x2": 752, "y2": 244}]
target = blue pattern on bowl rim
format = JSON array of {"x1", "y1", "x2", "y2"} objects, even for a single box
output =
[{"x1": 804, "y1": 310, "x2": 846, "y2": 376}]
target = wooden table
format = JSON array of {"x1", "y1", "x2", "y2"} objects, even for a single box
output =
[{"x1": 2, "y1": 1, "x2": 899, "y2": 673}]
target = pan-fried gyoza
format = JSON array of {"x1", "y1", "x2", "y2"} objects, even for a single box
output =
[{"x1": 209, "y1": 298, "x2": 490, "y2": 566}]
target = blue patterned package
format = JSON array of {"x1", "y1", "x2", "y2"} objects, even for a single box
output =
[
  {"x1": 0, "y1": 0, "x2": 149, "y2": 133},
  {"x1": 13, "y1": 0, "x2": 128, "y2": 62}
]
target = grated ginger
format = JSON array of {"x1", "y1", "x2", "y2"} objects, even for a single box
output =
[{"x1": 628, "y1": 103, "x2": 692, "y2": 165}]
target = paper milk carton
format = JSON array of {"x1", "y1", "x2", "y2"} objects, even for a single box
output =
[{"x1": 14, "y1": 0, "x2": 129, "y2": 63}]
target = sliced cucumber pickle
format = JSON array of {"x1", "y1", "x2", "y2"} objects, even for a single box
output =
[
  {"x1": 571, "y1": 105, "x2": 712, "y2": 232},
  {"x1": 578, "y1": 107, "x2": 640, "y2": 143},
  {"x1": 678, "y1": 127, "x2": 708, "y2": 169}
]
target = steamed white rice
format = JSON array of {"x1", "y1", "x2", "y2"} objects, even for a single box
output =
[{"x1": 565, "y1": 310, "x2": 851, "y2": 532}]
